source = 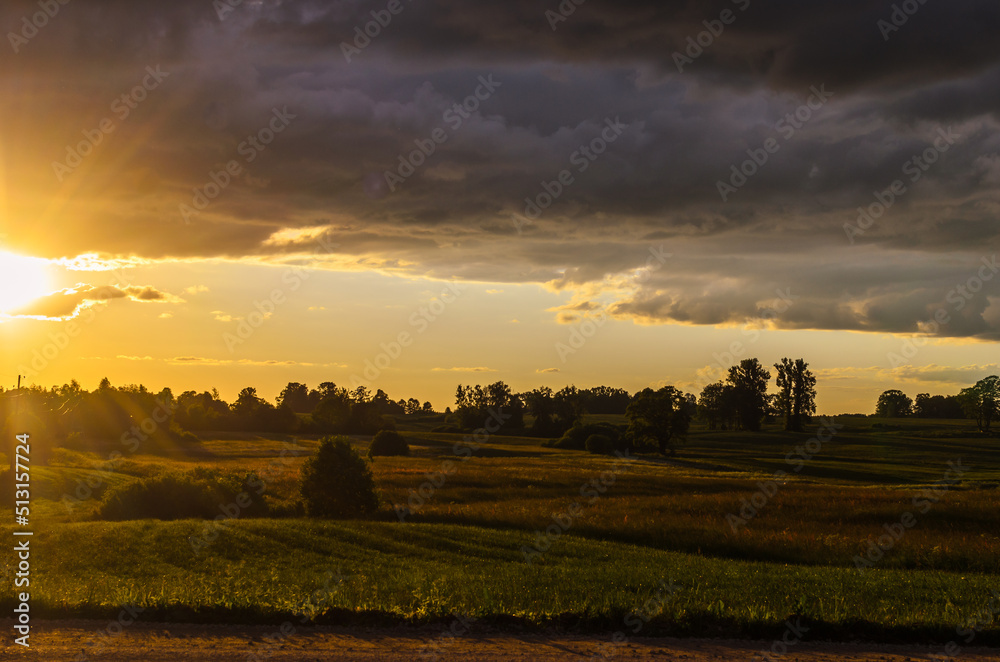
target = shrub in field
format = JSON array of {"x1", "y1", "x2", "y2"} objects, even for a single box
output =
[
  {"x1": 547, "y1": 422, "x2": 623, "y2": 450},
  {"x1": 300, "y1": 436, "x2": 379, "y2": 518},
  {"x1": 368, "y1": 430, "x2": 410, "y2": 457},
  {"x1": 585, "y1": 434, "x2": 616, "y2": 455},
  {"x1": 99, "y1": 473, "x2": 219, "y2": 520},
  {"x1": 97, "y1": 470, "x2": 268, "y2": 520}
]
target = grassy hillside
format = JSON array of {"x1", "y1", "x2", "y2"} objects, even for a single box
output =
[
  {"x1": 2, "y1": 519, "x2": 997, "y2": 642},
  {"x1": 2, "y1": 415, "x2": 998, "y2": 641}
]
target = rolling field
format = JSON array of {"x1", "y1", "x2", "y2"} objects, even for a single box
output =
[{"x1": 2, "y1": 416, "x2": 999, "y2": 643}]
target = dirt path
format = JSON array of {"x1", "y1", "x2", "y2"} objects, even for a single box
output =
[{"x1": 2, "y1": 620, "x2": 996, "y2": 661}]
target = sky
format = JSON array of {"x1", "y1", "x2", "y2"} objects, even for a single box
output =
[{"x1": 1, "y1": 0, "x2": 999, "y2": 414}]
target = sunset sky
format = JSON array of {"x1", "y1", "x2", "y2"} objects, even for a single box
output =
[{"x1": 2, "y1": 0, "x2": 999, "y2": 413}]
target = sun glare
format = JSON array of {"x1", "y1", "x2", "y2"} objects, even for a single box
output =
[{"x1": 0, "y1": 251, "x2": 53, "y2": 314}]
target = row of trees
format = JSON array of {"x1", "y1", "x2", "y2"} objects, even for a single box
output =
[
  {"x1": 0, "y1": 378, "x2": 186, "y2": 464},
  {"x1": 4, "y1": 367, "x2": 995, "y2": 465},
  {"x1": 453, "y1": 384, "x2": 633, "y2": 438},
  {"x1": 876, "y1": 375, "x2": 999, "y2": 431},
  {"x1": 450, "y1": 358, "x2": 815, "y2": 457},
  {"x1": 697, "y1": 358, "x2": 817, "y2": 433},
  {"x1": 0, "y1": 360, "x2": 811, "y2": 462},
  {"x1": 0, "y1": 379, "x2": 435, "y2": 460},
  {"x1": 175, "y1": 382, "x2": 435, "y2": 435}
]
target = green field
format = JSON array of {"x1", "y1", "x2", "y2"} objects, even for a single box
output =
[{"x1": 3, "y1": 416, "x2": 1000, "y2": 642}]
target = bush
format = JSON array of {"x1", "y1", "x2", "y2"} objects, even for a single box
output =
[
  {"x1": 301, "y1": 436, "x2": 379, "y2": 518},
  {"x1": 551, "y1": 422, "x2": 623, "y2": 450},
  {"x1": 97, "y1": 470, "x2": 268, "y2": 520},
  {"x1": 368, "y1": 430, "x2": 410, "y2": 457},
  {"x1": 585, "y1": 434, "x2": 616, "y2": 455}
]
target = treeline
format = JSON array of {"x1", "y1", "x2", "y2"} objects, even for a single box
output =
[
  {"x1": 696, "y1": 357, "x2": 817, "y2": 433},
  {"x1": 875, "y1": 375, "x2": 998, "y2": 431},
  {"x1": 0, "y1": 379, "x2": 429, "y2": 460},
  {"x1": 0, "y1": 358, "x2": 815, "y2": 458},
  {"x1": 175, "y1": 382, "x2": 431, "y2": 435},
  {"x1": 2, "y1": 361, "x2": 995, "y2": 464},
  {"x1": 453, "y1": 384, "x2": 632, "y2": 437},
  {"x1": 450, "y1": 358, "x2": 819, "y2": 458},
  {"x1": 0, "y1": 378, "x2": 188, "y2": 464}
]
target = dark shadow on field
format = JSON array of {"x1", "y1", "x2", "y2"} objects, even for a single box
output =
[
  {"x1": 794, "y1": 462, "x2": 921, "y2": 483},
  {"x1": 647, "y1": 456, "x2": 742, "y2": 473},
  {"x1": 462, "y1": 447, "x2": 549, "y2": 458},
  {"x1": 729, "y1": 455, "x2": 927, "y2": 484},
  {"x1": 3, "y1": 613, "x2": 997, "y2": 647},
  {"x1": 404, "y1": 436, "x2": 550, "y2": 459},
  {"x1": 58, "y1": 435, "x2": 220, "y2": 459},
  {"x1": 390, "y1": 497, "x2": 1000, "y2": 574}
]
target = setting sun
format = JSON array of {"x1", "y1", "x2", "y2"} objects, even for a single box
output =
[{"x1": 0, "y1": 251, "x2": 52, "y2": 314}]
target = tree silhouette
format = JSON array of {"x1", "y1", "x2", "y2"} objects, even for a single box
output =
[
  {"x1": 958, "y1": 376, "x2": 999, "y2": 431},
  {"x1": 914, "y1": 393, "x2": 965, "y2": 419},
  {"x1": 300, "y1": 437, "x2": 379, "y2": 518},
  {"x1": 232, "y1": 387, "x2": 261, "y2": 417},
  {"x1": 774, "y1": 358, "x2": 817, "y2": 432},
  {"x1": 875, "y1": 389, "x2": 912, "y2": 418},
  {"x1": 454, "y1": 381, "x2": 524, "y2": 432},
  {"x1": 726, "y1": 358, "x2": 771, "y2": 431},
  {"x1": 626, "y1": 386, "x2": 690, "y2": 456},
  {"x1": 276, "y1": 382, "x2": 311, "y2": 413}
]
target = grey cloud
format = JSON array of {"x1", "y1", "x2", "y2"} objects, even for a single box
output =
[{"x1": 3, "y1": 1, "x2": 1000, "y2": 339}]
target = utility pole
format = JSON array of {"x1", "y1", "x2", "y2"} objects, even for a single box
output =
[{"x1": 16, "y1": 374, "x2": 23, "y2": 414}]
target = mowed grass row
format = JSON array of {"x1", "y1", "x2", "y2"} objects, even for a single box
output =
[
  {"x1": 375, "y1": 462, "x2": 1000, "y2": 574},
  {"x1": 1, "y1": 519, "x2": 998, "y2": 642}
]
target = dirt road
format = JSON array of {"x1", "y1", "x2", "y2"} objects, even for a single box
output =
[{"x1": 2, "y1": 620, "x2": 995, "y2": 661}]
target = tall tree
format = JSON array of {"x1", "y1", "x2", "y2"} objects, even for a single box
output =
[
  {"x1": 914, "y1": 393, "x2": 966, "y2": 419},
  {"x1": 454, "y1": 381, "x2": 523, "y2": 431},
  {"x1": 553, "y1": 386, "x2": 584, "y2": 431},
  {"x1": 625, "y1": 386, "x2": 691, "y2": 456},
  {"x1": 875, "y1": 389, "x2": 912, "y2": 418},
  {"x1": 277, "y1": 382, "x2": 311, "y2": 413},
  {"x1": 231, "y1": 387, "x2": 264, "y2": 420},
  {"x1": 698, "y1": 382, "x2": 733, "y2": 430},
  {"x1": 727, "y1": 358, "x2": 771, "y2": 431},
  {"x1": 312, "y1": 386, "x2": 352, "y2": 432},
  {"x1": 580, "y1": 386, "x2": 632, "y2": 414},
  {"x1": 774, "y1": 358, "x2": 817, "y2": 431},
  {"x1": 523, "y1": 387, "x2": 556, "y2": 436},
  {"x1": 958, "y1": 376, "x2": 999, "y2": 431}
]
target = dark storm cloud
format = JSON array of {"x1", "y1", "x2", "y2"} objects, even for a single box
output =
[
  {"x1": 222, "y1": 0, "x2": 1000, "y2": 91},
  {"x1": 3, "y1": 0, "x2": 1000, "y2": 339}
]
